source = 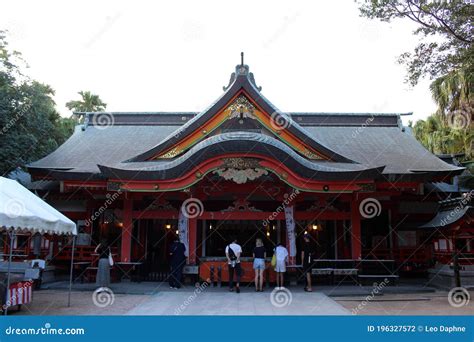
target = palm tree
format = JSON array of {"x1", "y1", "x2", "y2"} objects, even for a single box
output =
[
  {"x1": 429, "y1": 67, "x2": 471, "y2": 117},
  {"x1": 412, "y1": 112, "x2": 473, "y2": 161},
  {"x1": 66, "y1": 91, "x2": 107, "y2": 112}
]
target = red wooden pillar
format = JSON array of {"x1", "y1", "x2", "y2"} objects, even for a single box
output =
[
  {"x1": 121, "y1": 196, "x2": 133, "y2": 262},
  {"x1": 84, "y1": 200, "x2": 95, "y2": 235},
  {"x1": 188, "y1": 218, "x2": 197, "y2": 264},
  {"x1": 351, "y1": 197, "x2": 362, "y2": 260}
]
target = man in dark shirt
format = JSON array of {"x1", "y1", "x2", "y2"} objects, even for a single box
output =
[
  {"x1": 169, "y1": 238, "x2": 186, "y2": 289},
  {"x1": 302, "y1": 235, "x2": 313, "y2": 292}
]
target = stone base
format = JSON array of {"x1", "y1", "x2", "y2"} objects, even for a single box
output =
[{"x1": 427, "y1": 263, "x2": 474, "y2": 290}]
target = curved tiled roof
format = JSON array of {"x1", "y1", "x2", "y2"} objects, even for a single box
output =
[
  {"x1": 98, "y1": 132, "x2": 384, "y2": 181},
  {"x1": 28, "y1": 63, "x2": 464, "y2": 183},
  {"x1": 126, "y1": 64, "x2": 353, "y2": 163}
]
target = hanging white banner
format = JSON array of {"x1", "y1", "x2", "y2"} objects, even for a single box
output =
[
  {"x1": 284, "y1": 205, "x2": 296, "y2": 257},
  {"x1": 178, "y1": 204, "x2": 189, "y2": 257}
]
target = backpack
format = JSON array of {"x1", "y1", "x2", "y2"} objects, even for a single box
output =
[{"x1": 227, "y1": 245, "x2": 237, "y2": 261}]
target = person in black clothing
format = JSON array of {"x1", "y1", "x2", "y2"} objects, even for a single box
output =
[
  {"x1": 253, "y1": 238, "x2": 266, "y2": 292},
  {"x1": 302, "y1": 235, "x2": 313, "y2": 292},
  {"x1": 169, "y1": 238, "x2": 186, "y2": 289},
  {"x1": 225, "y1": 237, "x2": 242, "y2": 293}
]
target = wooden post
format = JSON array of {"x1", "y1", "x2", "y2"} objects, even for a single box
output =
[
  {"x1": 351, "y1": 197, "x2": 362, "y2": 260},
  {"x1": 121, "y1": 196, "x2": 133, "y2": 262},
  {"x1": 84, "y1": 200, "x2": 95, "y2": 235},
  {"x1": 188, "y1": 217, "x2": 197, "y2": 264}
]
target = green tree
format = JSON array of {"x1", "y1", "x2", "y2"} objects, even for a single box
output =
[
  {"x1": 66, "y1": 90, "x2": 107, "y2": 112},
  {"x1": 0, "y1": 31, "x2": 74, "y2": 176},
  {"x1": 359, "y1": 1, "x2": 473, "y2": 162},
  {"x1": 358, "y1": 0, "x2": 473, "y2": 86},
  {"x1": 411, "y1": 113, "x2": 473, "y2": 160}
]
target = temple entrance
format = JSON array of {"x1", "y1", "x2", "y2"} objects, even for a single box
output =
[
  {"x1": 200, "y1": 219, "x2": 284, "y2": 259},
  {"x1": 136, "y1": 219, "x2": 178, "y2": 281},
  {"x1": 294, "y1": 220, "x2": 340, "y2": 262}
]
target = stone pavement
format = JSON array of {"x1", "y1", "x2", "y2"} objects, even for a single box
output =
[{"x1": 126, "y1": 287, "x2": 350, "y2": 315}]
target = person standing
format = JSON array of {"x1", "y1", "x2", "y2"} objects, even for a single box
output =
[
  {"x1": 302, "y1": 235, "x2": 313, "y2": 292},
  {"x1": 274, "y1": 243, "x2": 288, "y2": 289},
  {"x1": 169, "y1": 237, "x2": 186, "y2": 289},
  {"x1": 253, "y1": 238, "x2": 266, "y2": 292},
  {"x1": 225, "y1": 237, "x2": 242, "y2": 293},
  {"x1": 94, "y1": 239, "x2": 111, "y2": 289},
  {"x1": 32, "y1": 232, "x2": 42, "y2": 258}
]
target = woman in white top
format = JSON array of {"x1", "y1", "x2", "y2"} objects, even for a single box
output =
[{"x1": 274, "y1": 243, "x2": 288, "y2": 289}]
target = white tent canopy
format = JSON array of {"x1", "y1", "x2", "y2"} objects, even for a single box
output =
[
  {"x1": 0, "y1": 177, "x2": 76, "y2": 235},
  {"x1": 0, "y1": 176, "x2": 77, "y2": 313}
]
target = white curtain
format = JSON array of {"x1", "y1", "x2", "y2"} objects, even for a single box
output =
[
  {"x1": 178, "y1": 204, "x2": 189, "y2": 257},
  {"x1": 284, "y1": 205, "x2": 296, "y2": 257}
]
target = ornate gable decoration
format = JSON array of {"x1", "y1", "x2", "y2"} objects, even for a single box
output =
[
  {"x1": 147, "y1": 62, "x2": 332, "y2": 162},
  {"x1": 226, "y1": 95, "x2": 257, "y2": 121},
  {"x1": 213, "y1": 158, "x2": 268, "y2": 184}
]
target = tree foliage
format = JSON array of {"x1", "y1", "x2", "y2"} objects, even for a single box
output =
[
  {"x1": 359, "y1": 0, "x2": 473, "y2": 86},
  {"x1": 359, "y1": 1, "x2": 473, "y2": 163},
  {"x1": 410, "y1": 112, "x2": 473, "y2": 160},
  {"x1": 66, "y1": 90, "x2": 107, "y2": 112},
  {"x1": 0, "y1": 31, "x2": 74, "y2": 176}
]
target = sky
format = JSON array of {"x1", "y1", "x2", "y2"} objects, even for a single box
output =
[{"x1": 1, "y1": 0, "x2": 438, "y2": 125}]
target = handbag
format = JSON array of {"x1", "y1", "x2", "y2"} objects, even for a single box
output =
[
  {"x1": 108, "y1": 248, "x2": 114, "y2": 267},
  {"x1": 271, "y1": 253, "x2": 277, "y2": 267}
]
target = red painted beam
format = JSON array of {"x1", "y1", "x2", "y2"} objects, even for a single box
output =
[
  {"x1": 131, "y1": 210, "x2": 350, "y2": 221},
  {"x1": 132, "y1": 210, "x2": 179, "y2": 219}
]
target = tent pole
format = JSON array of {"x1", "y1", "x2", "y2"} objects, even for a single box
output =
[
  {"x1": 4, "y1": 230, "x2": 14, "y2": 316},
  {"x1": 67, "y1": 234, "x2": 76, "y2": 307}
]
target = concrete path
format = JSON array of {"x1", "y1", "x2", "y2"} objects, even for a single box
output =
[{"x1": 127, "y1": 287, "x2": 350, "y2": 315}]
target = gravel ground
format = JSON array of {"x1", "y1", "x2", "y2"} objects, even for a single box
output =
[
  {"x1": 11, "y1": 290, "x2": 150, "y2": 316},
  {"x1": 334, "y1": 292, "x2": 474, "y2": 315},
  {"x1": 8, "y1": 289, "x2": 473, "y2": 316}
]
